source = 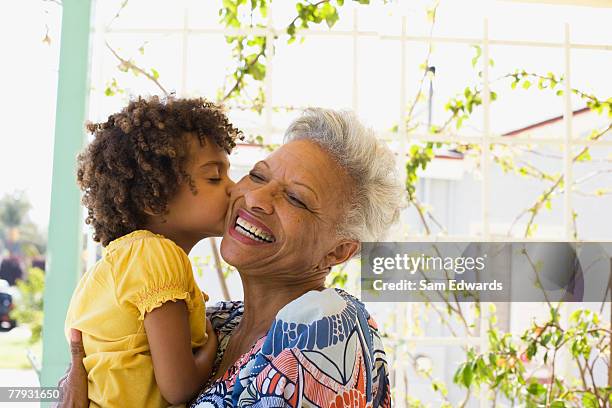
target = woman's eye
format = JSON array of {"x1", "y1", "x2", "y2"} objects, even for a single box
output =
[
  {"x1": 208, "y1": 178, "x2": 221, "y2": 183},
  {"x1": 249, "y1": 172, "x2": 265, "y2": 182},
  {"x1": 287, "y1": 194, "x2": 306, "y2": 209}
]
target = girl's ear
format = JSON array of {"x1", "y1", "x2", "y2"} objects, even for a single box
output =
[
  {"x1": 143, "y1": 202, "x2": 164, "y2": 217},
  {"x1": 143, "y1": 208, "x2": 156, "y2": 216},
  {"x1": 321, "y1": 240, "x2": 360, "y2": 270},
  {"x1": 143, "y1": 205, "x2": 157, "y2": 217}
]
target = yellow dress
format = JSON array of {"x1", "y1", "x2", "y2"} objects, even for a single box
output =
[{"x1": 65, "y1": 230, "x2": 207, "y2": 408}]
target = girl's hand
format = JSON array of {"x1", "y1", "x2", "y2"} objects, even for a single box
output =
[{"x1": 194, "y1": 319, "x2": 219, "y2": 380}]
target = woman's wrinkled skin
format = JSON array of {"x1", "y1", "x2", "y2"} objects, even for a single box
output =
[
  {"x1": 57, "y1": 140, "x2": 361, "y2": 406},
  {"x1": 55, "y1": 330, "x2": 88, "y2": 408}
]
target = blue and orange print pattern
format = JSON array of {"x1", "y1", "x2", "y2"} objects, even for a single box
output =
[{"x1": 190, "y1": 288, "x2": 391, "y2": 408}]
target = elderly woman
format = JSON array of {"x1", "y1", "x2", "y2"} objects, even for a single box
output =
[{"x1": 60, "y1": 108, "x2": 404, "y2": 407}]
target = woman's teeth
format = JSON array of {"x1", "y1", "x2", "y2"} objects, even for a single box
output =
[{"x1": 235, "y1": 216, "x2": 274, "y2": 243}]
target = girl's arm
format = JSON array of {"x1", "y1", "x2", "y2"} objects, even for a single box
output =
[{"x1": 144, "y1": 300, "x2": 218, "y2": 405}]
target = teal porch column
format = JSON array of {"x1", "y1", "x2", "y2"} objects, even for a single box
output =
[{"x1": 40, "y1": 0, "x2": 93, "y2": 389}]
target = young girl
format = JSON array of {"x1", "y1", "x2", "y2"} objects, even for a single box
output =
[{"x1": 65, "y1": 96, "x2": 241, "y2": 407}]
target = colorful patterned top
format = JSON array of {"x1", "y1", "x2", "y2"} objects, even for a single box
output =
[{"x1": 189, "y1": 288, "x2": 391, "y2": 408}]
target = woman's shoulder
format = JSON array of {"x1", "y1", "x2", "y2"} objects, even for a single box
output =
[
  {"x1": 261, "y1": 288, "x2": 380, "y2": 356},
  {"x1": 252, "y1": 288, "x2": 390, "y2": 407},
  {"x1": 277, "y1": 287, "x2": 371, "y2": 324}
]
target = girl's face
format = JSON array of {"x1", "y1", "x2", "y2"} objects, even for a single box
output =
[{"x1": 158, "y1": 136, "x2": 234, "y2": 248}]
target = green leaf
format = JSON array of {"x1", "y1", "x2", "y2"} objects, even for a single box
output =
[
  {"x1": 527, "y1": 341, "x2": 537, "y2": 359},
  {"x1": 522, "y1": 80, "x2": 531, "y2": 90},
  {"x1": 287, "y1": 23, "x2": 296, "y2": 37},
  {"x1": 151, "y1": 68, "x2": 160, "y2": 80},
  {"x1": 582, "y1": 392, "x2": 598, "y2": 408},
  {"x1": 426, "y1": 8, "x2": 436, "y2": 22},
  {"x1": 545, "y1": 199, "x2": 552, "y2": 210},
  {"x1": 462, "y1": 364, "x2": 474, "y2": 387},
  {"x1": 249, "y1": 61, "x2": 266, "y2": 80},
  {"x1": 471, "y1": 45, "x2": 481, "y2": 68},
  {"x1": 319, "y1": 2, "x2": 339, "y2": 28},
  {"x1": 259, "y1": 0, "x2": 268, "y2": 17},
  {"x1": 527, "y1": 382, "x2": 546, "y2": 395},
  {"x1": 576, "y1": 150, "x2": 592, "y2": 162}
]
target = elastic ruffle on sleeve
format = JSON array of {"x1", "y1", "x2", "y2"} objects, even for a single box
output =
[
  {"x1": 112, "y1": 233, "x2": 195, "y2": 321},
  {"x1": 134, "y1": 282, "x2": 192, "y2": 320}
]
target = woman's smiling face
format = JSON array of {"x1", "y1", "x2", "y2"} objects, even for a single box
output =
[{"x1": 220, "y1": 140, "x2": 356, "y2": 278}]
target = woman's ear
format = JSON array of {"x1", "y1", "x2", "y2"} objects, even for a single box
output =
[{"x1": 322, "y1": 240, "x2": 360, "y2": 269}]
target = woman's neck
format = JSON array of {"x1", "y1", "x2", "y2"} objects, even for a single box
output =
[{"x1": 238, "y1": 275, "x2": 326, "y2": 338}]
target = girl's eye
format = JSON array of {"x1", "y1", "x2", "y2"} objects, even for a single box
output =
[
  {"x1": 208, "y1": 178, "x2": 221, "y2": 183},
  {"x1": 249, "y1": 172, "x2": 265, "y2": 182},
  {"x1": 287, "y1": 194, "x2": 306, "y2": 209}
]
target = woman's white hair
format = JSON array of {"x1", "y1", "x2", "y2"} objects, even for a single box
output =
[{"x1": 284, "y1": 108, "x2": 406, "y2": 242}]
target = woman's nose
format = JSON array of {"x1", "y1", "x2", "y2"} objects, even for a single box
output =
[{"x1": 244, "y1": 183, "x2": 275, "y2": 215}]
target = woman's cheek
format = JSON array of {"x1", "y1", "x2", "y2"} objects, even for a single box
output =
[{"x1": 230, "y1": 185, "x2": 250, "y2": 198}]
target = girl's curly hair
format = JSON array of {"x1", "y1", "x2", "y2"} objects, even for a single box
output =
[{"x1": 77, "y1": 96, "x2": 242, "y2": 246}]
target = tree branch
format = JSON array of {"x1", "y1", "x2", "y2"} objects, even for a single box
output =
[{"x1": 105, "y1": 42, "x2": 169, "y2": 96}]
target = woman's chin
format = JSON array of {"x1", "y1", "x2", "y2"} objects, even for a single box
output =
[{"x1": 220, "y1": 230, "x2": 274, "y2": 268}]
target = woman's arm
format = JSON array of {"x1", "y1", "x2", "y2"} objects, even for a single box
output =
[
  {"x1": 57, "y1": 329, "x2": 89, "y2": 408},
  {"x1": 144, "y1": 300, "x2": 218, "y2": 405}
]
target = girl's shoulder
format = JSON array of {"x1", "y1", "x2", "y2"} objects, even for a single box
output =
[
  {"x1": 104, "y1": 230, "x2": 190, "y2": 270},
  {"x1": 104, "y1": 230, "x2": 196, "y2": 315},
  {"x1": 105, "y1": 230, "x2": 178, "y2": 254}
]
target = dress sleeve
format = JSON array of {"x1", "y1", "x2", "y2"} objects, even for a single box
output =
[{"x1": 112, "y1": 236, "x2": 195, "y2": 320}]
